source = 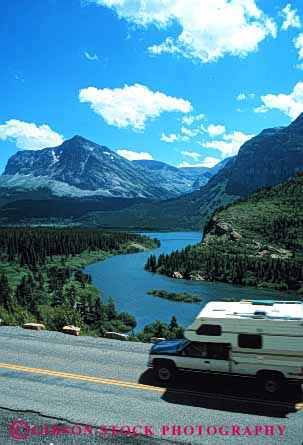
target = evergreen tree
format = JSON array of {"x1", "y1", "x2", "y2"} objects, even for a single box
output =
[
  {"x1": 94, "y1": 298, "x2": 103, "y2": 322},
  {"x1": 107, "y1": 297, "x2": 116, "y2": 321},
  {"x1": 117, "y1": 312, "x2": 137, "y2": 331},
  {"x1": 64, "y1": 284, "x2": 77, "y2": 308},
  {"x1": 169, "y1": 315, "x2": 178, "y2": 330},
  {"x1": 0, "y1": 273, "x2": 14, "y2": 311}
]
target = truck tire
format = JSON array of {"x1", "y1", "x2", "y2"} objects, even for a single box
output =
[
  {"x1": 258, "y1": 372, "x2": 285, "y2": 394},
  {"x1": 153, "y1": 361, "x2": 176, "y2": 383}
]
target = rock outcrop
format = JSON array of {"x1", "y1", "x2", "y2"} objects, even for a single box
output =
[{"x1": 205, "y1": 217, "x2": 242, "y2": 242}]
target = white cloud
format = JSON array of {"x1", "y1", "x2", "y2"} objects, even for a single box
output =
[
  {"x1": 181, "y1": 151, "x2": 201, "y2": 160},
  {"x1": 161, "y1": 132, "x2": 189, "y2": 143},
  {"x1": 200, "y1": 131, "x2": 254, "y2": 157},
  {"x1": 182, "y1": 113, "x2": 205, "y2": 126},
  {"x1": 91, "y1": 0, "x2": 276, "y2": 63},
  {"x1": 200, "y1": 157, "x2": 221, "y2": 168},
  {"x1": 237, "y1": 93, "x2": 247, "y2": 101},
  {"x1": 161, "y1": 114, "x2": 205, "y2": 143},
  {"x1": 207, "y1": 124, "x2": 226, "y2": 137},
  {"x1": 178, "y1": 157, "x2": 220, "y2": 168},
  {"x1": 236, "y1": 92, "x2": 256, "y2": 101},
  {"x1": 178, "y1": 161, "x2": 200, "y2": 168},
  {"x1": 294, "y1": 33, "x2": 303, "y2": 69},
  {"x1": 0, "y1": 119, "x2": 64, "y2": 150},
  {"x1": 79, "y1": 83, "x2": 192, "y2": 131},
  {"x1": 117, "y1": 149, "x2": 153, "y2": 161},
  {"x1": 280, "y1": 4, "x2": 301, "y2": 31},
  {"x1": 14, "y1": 74, "x2": 25, "y2": 83},
  {"x1": 255, "y1": 82, "x2": 303, "y2": 120},
  {"x1": 181, "y1": 127, "x2": 199, "y2": 138},
  {"x1": 149, "y1": 37, "x2": 182, "y2": 57},
  {"x1": 84, "y1": 51, "x2": 99, "y2": 61},
  {"x1": 182, "y1": 116, "x2": 194, "y2": 126},
  {"x1": 161, "y1": 132, "x2": 178, "y2": 143}
]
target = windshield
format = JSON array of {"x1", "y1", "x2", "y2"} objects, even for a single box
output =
[{"x1": 176, "y1": 339, "x2": 190, "y2": 350}]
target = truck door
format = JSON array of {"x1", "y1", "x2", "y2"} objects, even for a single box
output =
[
  {"x1": 204, "y1": 343, "x2": 231, "y2": 373},
  {"x1": 178, "y1": 342, "x2": 211, "y2": 372}
]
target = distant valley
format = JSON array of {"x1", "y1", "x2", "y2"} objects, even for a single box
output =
[
  {"x1": 1, "y1": 113, "x2": 303, "y2": 230},
  {"x1": 77, "y1": 113, "x2": 303, "y2": 231},
  {"x1": 0, "y1": 136, "x2": 226, "y2": 224}
]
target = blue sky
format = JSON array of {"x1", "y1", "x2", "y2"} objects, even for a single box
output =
[{"x1": 1, "y1": 0, "x2": 303, "y2": 173}]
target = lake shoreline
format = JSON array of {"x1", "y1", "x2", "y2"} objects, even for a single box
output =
[{"x1": 84, "y1": 232, "x2": 290, "y2": 331}]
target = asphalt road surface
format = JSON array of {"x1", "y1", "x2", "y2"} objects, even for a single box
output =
[{"x1": 0, "y1": 326, "x2": 302, "y2": 445}]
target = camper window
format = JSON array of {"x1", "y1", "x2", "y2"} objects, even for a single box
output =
[
  {"x1": 196, "y1": 324, "x2": 222, "y2": 336},
  {"x1": 238, "y1": 334, "x2": 262, "y2": 349}
]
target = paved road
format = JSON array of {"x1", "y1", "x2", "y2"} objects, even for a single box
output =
[{"x1": 0, "y1": 327, "x2": 302, "y2": 445}]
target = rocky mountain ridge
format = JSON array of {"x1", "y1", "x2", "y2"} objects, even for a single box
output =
[
  {"x1": 2, "y1": 136, "x2": 221, "y2": 201},
  {"x1": 76, "y1": 113, "x2": 303, "y2": 230},
  {"x1": 226, "y1": 114, "x2": 303, "y2": 196},
  {"x1": 3, "y1": 136, "x2": 168, "y2": 199}
]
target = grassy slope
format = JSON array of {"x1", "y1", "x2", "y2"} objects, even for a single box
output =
[
  {"x1": 154, "y1": 175, "x2": 303, "y2": 292},
  {"x1": 205, "y1": 175, "x2": 303, "y2": 254}
]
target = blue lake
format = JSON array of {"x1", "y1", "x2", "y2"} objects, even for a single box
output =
[{"x1": 84, "y1": 232, "x2": 289, "y2": 331}]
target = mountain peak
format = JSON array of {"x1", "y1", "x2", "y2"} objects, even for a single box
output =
[
  {"x1": 69, "y1": 135, "x2": 89, "y2": 142},
  {"x1": 2, "y1": 135, "x2": 173, "y2": 198},
  {"x1": 64, "y1": 135, "x2": 95, "y2": 146},
  {"x1": 60, "y1": 135, "x2": 112, "y2": 155},
  {"x1": 290, "y1": 112, "x2": 303, "y2": 130}
]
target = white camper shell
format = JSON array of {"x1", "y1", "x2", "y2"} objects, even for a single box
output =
[
  {"x1": 185, "y1": 300, "x2": 303, "y2": 354},
  {"x1": 185, "y1": 300, "x2": 303, "y2": 384},
  {"x1": 148, "y1": 300, "x2": 303, "y2": 393}
]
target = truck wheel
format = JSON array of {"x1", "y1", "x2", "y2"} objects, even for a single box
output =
[
  {"x1": 258, "y1": 373, "x2": 284, "y2": 394},
  {"x1": 153, "y1": 362, "x2": 175, "y2": 383}
]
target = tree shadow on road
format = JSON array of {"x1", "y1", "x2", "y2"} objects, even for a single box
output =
[{"x1": 138, "y1": 369, "x2": 302, "y2": 418}]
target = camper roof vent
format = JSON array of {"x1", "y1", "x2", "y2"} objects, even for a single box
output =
[
  {"x1": 253, "y1": 310, "x2": 267, "y2": 318},
  {"x1": 241, "y1": 299, "x2": 274, "y2": 306},
  {"x1": 240, "y1": 299, "x2": 302, "y2": 305}
]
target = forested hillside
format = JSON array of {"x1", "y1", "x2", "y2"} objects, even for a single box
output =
[
  {"x1": 146, "y1": 175, "x2": 303, "y2": 292},
  {"x1": 0, "y1": 227, "x2": 158, "y2": 267},
  {"x1": 0, "y1": 228, "x2": 159, "y2": 335}
]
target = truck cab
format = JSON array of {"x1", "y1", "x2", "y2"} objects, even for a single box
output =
[
  {"x1": 148, "y1": 339, "x2": 231, "y2": 382},
  {"x1": 148, "y1": 338, "x2": 299, "y2": 393}
]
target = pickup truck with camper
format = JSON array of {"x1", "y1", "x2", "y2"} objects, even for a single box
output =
[{"x1": 148, "y1": 300, "x2": 303, "y2": 393}]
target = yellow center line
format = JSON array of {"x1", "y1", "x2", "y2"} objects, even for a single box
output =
[
  {"x1": 0, "y1": 363, "x2": 302, "y2": 409},
  {"x1": 0, "y1": 363, "x2": 164, "y2": 393}
]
